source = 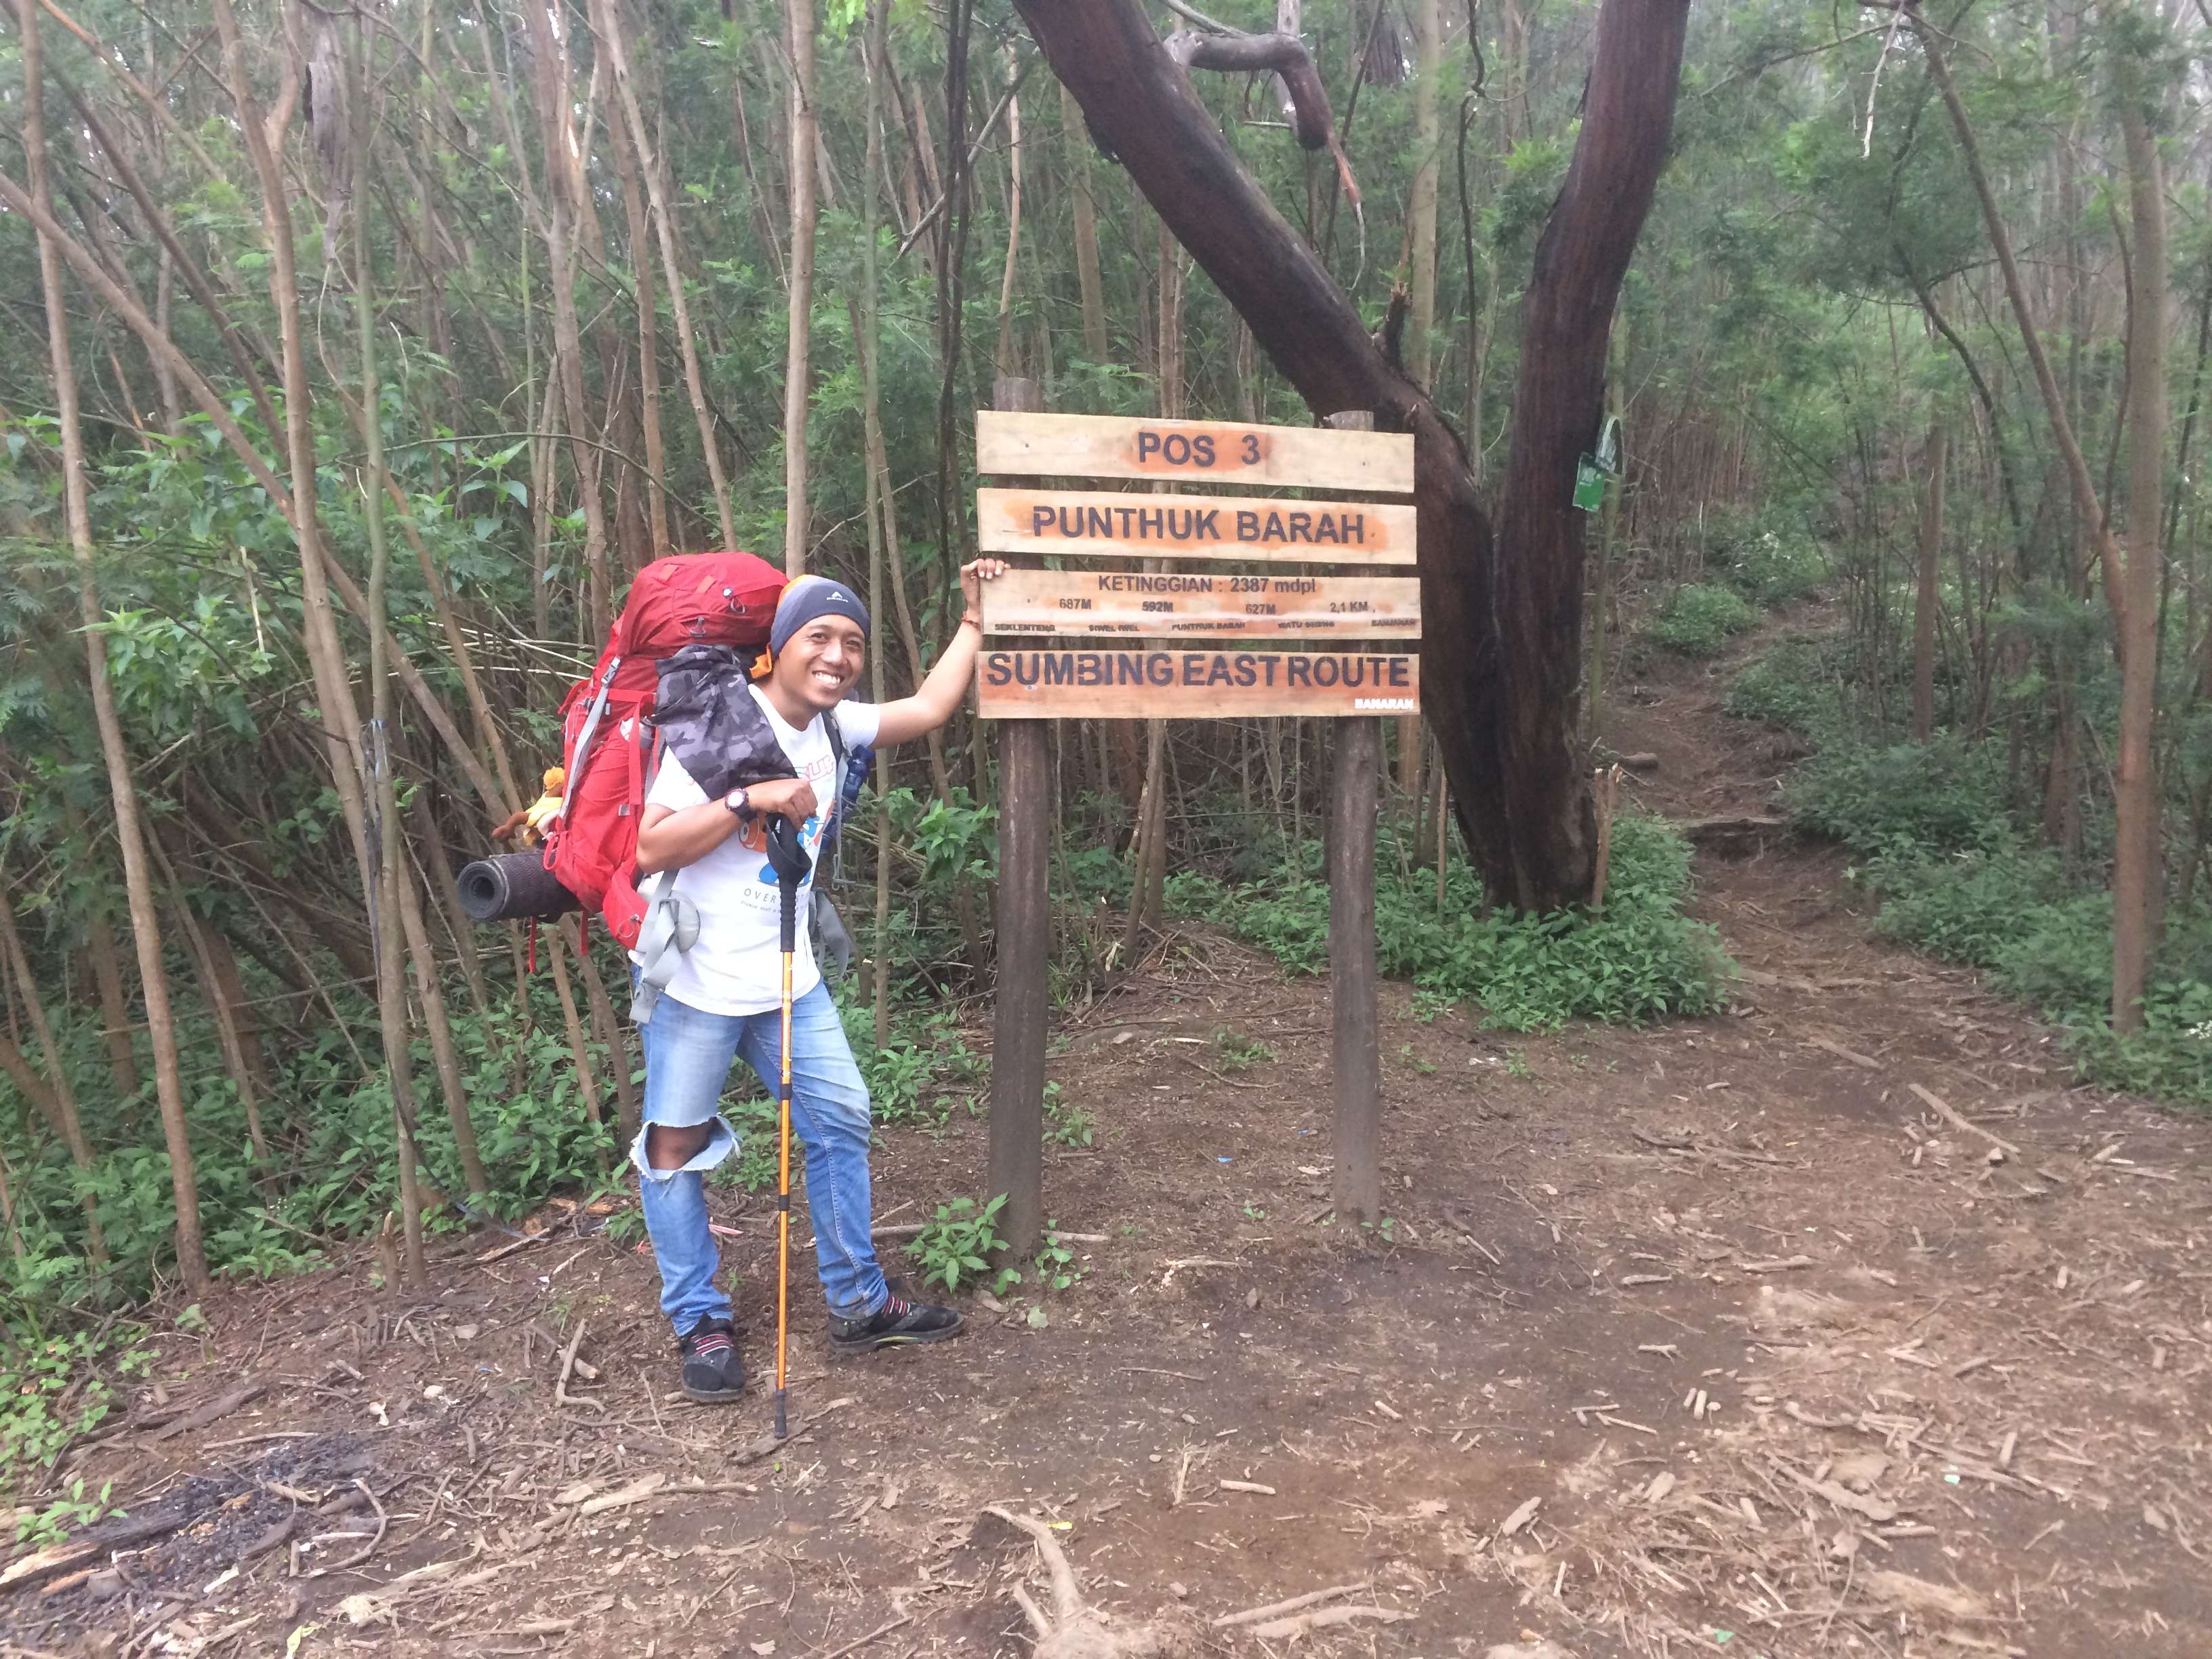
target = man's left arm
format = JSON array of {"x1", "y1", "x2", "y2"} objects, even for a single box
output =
[{"x1": 873, "y1": 558, "x2": 1006, "y2": 747}]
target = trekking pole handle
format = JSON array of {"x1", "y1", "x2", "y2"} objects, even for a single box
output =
[{"x1": 764, "y1": 814, "x2": 808, "y2": 954}]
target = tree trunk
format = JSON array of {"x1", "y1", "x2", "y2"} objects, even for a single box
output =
[
  {"x1": 994, "y1": 45, "x2": 1025, "y2": 378},
  {"x1": 595, "y1": 0, "x2": 738, "y2": 550},
  {"x1": 1399, "y1": 0, "x2": 1443, "y2": 795},
  {"x1": 782, "y1": 0, "x2": 819, "y2": 575},
  {"x1": 1012, "y1": 0, "x2": 1688, "y2": 909},
  {"x1": 1912, "y1": 421, "x2": 1948, "y2": 742},
  {"x1": 85, "y1": 912, "x2": 141, "y2": 1101},
  {"x1": 523, "y1": 0, "x2": 613, "y2": 639},
  {"x1": 602, "y1": 24, "x2": 670, "y2": 559},
  {"x1": 862, "y1": 0, "x2": 896, "y2": 1048},
  {"x1": 354, "y1": 96, "x2": 430, "y2": 1290},
  {"x1": 2109, "y1": 33, "x2": 2167, "y2": 1033},
  {"x1": 396, "y1": 861, "x2": 491, "y2": 1200},
  {"x1": 21, "y1": 0, "x2": 203, "y2": 1290},
  {"x1": 1063, "y1": 83, "x2": 1110, "y2": 363},
  {"x1": 0, "y1": 894, "x2": 106, "y2": 1261}
]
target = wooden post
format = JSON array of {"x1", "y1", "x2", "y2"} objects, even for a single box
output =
[
  {"x1": 1324, "y1": 410, "x2": 1383, "y2": 1224},
  {"x1": 987, "y1": 375, "x2": 1050, "y2": 1260},
  {"x1": 1330, "y1": 712, "x2": 1382, "y2": 1221}
]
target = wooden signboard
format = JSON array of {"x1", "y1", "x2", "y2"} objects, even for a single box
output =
[
  {"x1": 977, "y1": 411, "x2": 1415, "y2": 495},
  {"x1": 976, "y1": 488, "x2": 1416, "y2": 565},
  {"x1": 979, "y1": 398, "x2": 1406, "y2": 1265},
  {"x1": 977, "y1": 648, "x2": 1419, "y2": 720},
  {"x1": 981, "y1": 569, "x2": 1420, "y2": 639}
]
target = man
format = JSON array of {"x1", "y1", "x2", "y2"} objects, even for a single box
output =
[{"x1": 632, "y1": 558, "x2": 1007, "y2": 1403}]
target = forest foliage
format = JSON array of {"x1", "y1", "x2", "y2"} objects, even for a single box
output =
[{"x1": 0, "y1": 0, "x2": 2206, "y2": 1488}]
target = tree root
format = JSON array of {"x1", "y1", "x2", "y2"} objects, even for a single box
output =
[{"x1": 982, "y1": 1507, "x2": 1179, "y2": 1659}]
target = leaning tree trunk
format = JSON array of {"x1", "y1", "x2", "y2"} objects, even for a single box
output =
[{"x1": 1011, "y1": 0, "x2": 1689, "y2": 909}]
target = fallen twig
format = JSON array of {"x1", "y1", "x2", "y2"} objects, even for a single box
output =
[
  {"x1": 813, "y1": 1613, "x2": 915, "y2": 1659},
  {"x1": 302, "y1": 1480, "x2": 387, "y2": 1578},
  {"x1": 1250, "y1": 1604, "x2": 1409, "y2": 1639},
  {"x1": 577, "y1": 1473, "x2": 668, "y2": 1517},
  {"x1": 144, "y1": 1378, "x2": 269, "y2": 1443},
  {"x1": 556, "y1": 1319, "x2": 605, "y2": 1414},
  {"x1": 1908, "y1": 1083, "x2": 2021, "y2": 1156},
  {"x1": 1807, "y1": 1035, "x2": 1883, "y2": 1071},
  {"x1": 1212, "y1": 1581, "x2": 1369, "y2": 1629}
]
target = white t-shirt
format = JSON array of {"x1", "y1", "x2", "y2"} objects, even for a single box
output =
[{"x1": 635, "y1": 689, "x2": 881, "y2": 1016}]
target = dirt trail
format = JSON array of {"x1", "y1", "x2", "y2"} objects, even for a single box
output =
[{"x1": 24, "y1": 619, "x2": 2210, "y2": 1659}]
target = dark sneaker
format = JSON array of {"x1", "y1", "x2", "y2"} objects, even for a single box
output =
[
  {"x1": 830, "y1": 1292, "x2": 965, "y2": 1353},
  {"x1": 677, "y1": 1316, "x2": 745, "y2": 1403}
]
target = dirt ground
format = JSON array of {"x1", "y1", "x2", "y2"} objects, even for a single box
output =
[{"x1": 16, "y1": 616, "x2": 2210, "y2": 1659}]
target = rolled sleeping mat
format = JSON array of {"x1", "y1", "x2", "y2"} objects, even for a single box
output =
[{"x1": 455, "y1": 853, "x2": 584, "y2": 924}]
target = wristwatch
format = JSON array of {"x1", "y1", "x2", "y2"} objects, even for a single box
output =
[{"x1": 722, "y1": 786, "x2": 752, "y2": 819}]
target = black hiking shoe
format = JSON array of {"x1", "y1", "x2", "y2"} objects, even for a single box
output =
[
  {"x1": 830, "y1": 1291, "x2": 964, "y2": 1353},
  {"x1": 677, "y1": 1315, "x2": 745, "y2": 1403}
]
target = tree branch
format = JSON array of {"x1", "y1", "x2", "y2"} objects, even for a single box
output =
[{"x1": 1163, "y1": 29, "x2": 1333, "y2": 148}]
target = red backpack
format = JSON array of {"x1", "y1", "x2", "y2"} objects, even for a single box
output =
[{"x1": 541, "y1": 552, "x2": 787, "y2": 947}]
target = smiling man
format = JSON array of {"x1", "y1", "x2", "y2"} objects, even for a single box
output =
[{"x1": 630, "y1": 560, "x2": 1006, "y2": 1403}]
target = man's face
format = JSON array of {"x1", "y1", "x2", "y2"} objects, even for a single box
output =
[{"x1": 775, "y1": 615, "x2": 866, "y2": 711}]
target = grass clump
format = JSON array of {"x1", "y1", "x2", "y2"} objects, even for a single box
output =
[
  {"x1": 1785, "y1": 736, "x2": 2013, "y2": 857},
  {"x1": 1646, "y1": 583, "x2": 1759, "y2": 657},
  {"x1": 1723, "y1": 640, "x2": 1845, "y2": 737},
  {"x1": 1168, "y1": 817, "x2": 1731, "y2": 1031},
  {"x1": 1860, "y1": 845, "x2": 2212, "y2": 1106}
]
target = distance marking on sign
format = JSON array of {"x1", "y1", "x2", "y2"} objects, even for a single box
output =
[
  {"x1": 977, "y1": 411, "x2": 1414, "y2": 495},
  {"x1": 976, "y1": 488, "x2": 1416, "y2": 565},
  {"x1": 981, "y1": 569, "x2": 1420, "y2": 638},
  {"x1": 977, "y1": 649, "x2": 1420, "y2": 720}
]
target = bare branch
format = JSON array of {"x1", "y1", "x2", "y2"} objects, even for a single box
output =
[{"x1": 1163, "y1": 29, "x2": 1333, "y2": 148}]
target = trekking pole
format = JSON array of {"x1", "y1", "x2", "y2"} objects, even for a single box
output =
[{"x1": 762, "y1": 815, "x2": 812, "y2": 1441}]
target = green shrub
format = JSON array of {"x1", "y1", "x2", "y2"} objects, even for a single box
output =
[
  {"x1": 1647, "y1": 583, "x2": 1759, "y2": 657},
  {"x1": 1168, "y1": 817, "x2": 1730, "y2": 1031},
  {"x1": 1866, "y1": 846, "x2": 2071, "y2": 968},
  {"x1": 2058, "y1": 981, "x2": 2212, "y2": 1106},
  {"x1": 1724, "y1": 640, "x2": 1843, "y2": 736},
  {"x1": 1786, "y1": 737, "x2": 2013, "y2": 855},
  {"x1": 1865, "y1": 845, "x2": 2212, "y2": 1106},
  {"x1": 905, "y1": 1195, "x2": 1011, "y2": 1294},
  {"x1": 1723, "y1": 527, "x2": 1828, "y2": 605}
]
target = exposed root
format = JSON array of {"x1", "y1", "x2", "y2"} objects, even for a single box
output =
[{"x1": 983, "y1": 1506, "x2": 1179, "y2": 1658}]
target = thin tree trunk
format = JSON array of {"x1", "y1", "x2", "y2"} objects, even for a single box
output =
[
  {"x1": 1912, "y1": 421, "x2": 1948, "y2": 741},
  {"x1": 396, "y1": 861, "x2": 491, "y2": 1200},
  {"x1": 545, "y1": 920, "x2": 608, "y2": 1163},
  {"x1": 85, "y1": 913, "x2": 140, "y2": 1101},
  {"x1": 783, "y1": 0, "x2": 819, "y2": 575},
  {"x1": 574, "y1": 929, "x2": 639, "y2": 1150},
  {"x1": 413, "y1": 790, "x2": 491, "y2": 1019},
  {"x1": 21, "y1": 0, "x2": 202, "y2": 1290},
  {"x1": 2109, "y1": 29, "x2": 2167, "y2": 1033},
  {"x1": 602, "y1": 37, "x2": 670, "y2": 558},
  {"x1": 863, "y1": 0, "x2": 896, "y2": 1048},
  {"x1": 1398, "y1": 0, "x2": 1443, "y2": 796},
  {"x1": 354, "y1": 93, "x2": 431, "y2": 1290},
  {"x1": 1913, "y1": 14, "x2": 2128, "y2": 635},
  {"x1": 523, "y1": 0, "x2": 613, "y2": 640},
  {"x1": 994, "y1": 44, "x2": 1025, "y2": 377},
  {"x1": 1063, "y1": 83, "x2": 1109, "y2": 363},
  {"x1": 594, "y1": 0, "x2": 738, "y2": 550},
  {"x1": 0, "y1": 895, "x2": 105, "y2": 1262}
]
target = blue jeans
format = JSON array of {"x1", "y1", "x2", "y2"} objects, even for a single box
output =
[{"x1": 631, "y1": 983, "x2": 887, "y2": 1335}]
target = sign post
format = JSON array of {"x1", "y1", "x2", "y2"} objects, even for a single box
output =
[
  {"x1": 977, "y1": 405, "x2": 1414, "y2": 1240},
  {"x1": 985, "y1": 377, "x2": 1052, "y2": 1262},
  {"x1": 1320, "y1": 410, "x2": 1383, "y2": 1226}
]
